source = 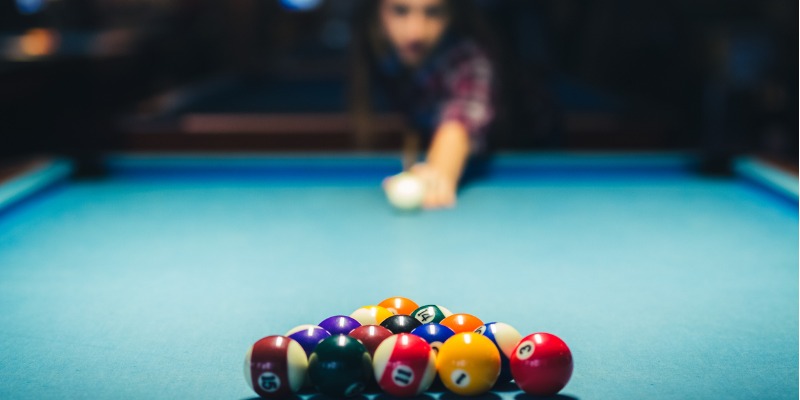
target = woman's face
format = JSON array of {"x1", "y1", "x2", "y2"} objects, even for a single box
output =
[{"x1": 379, "y1": 0, "x2": 450, "y2": 67}]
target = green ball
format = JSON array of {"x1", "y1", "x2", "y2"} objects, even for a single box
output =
[
  {"x1": 308, "y1": 335, "x2": 372, "y2": 397},
  {"x1": 410, "y1": 304, "x2": 454, "y2": 324}
]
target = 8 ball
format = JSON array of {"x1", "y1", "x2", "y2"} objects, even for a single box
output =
[{"x1": 380, "y1": 315, "x2": 422, "y2": 334}]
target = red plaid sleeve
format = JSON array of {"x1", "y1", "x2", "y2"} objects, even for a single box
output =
[{"x1": 437, "y1": 42, "x2": 494, "y2": 152}]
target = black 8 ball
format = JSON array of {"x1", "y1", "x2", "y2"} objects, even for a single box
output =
[{"x1": 380, "y1": 315, "x2": 423, "y2": 334}]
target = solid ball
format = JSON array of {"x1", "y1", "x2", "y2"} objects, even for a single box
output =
[
  {"x1": 436, "y1": 332, "x2": 501, "y2": 396},
  {"x1": 308, "y1": 335, "x2": 373, "y2": 398},
  {"x1": 348, "y1": 325, "x2": 394, "y2": 357},
  {"x1": 510, "y1": 333, "x2": 573, "y2": 396},
  {"x1": 244, "y1": 335, "x2": 308, "y2": 398},
  {"x1": 475, "y1": 322, "x2": 522, "y2": 384},
  {"x1": 380, "y1": 315, "x2": 423, "y2": 334},
  {"x1": 373, "y1": 333, "x2": 437, "y2": 397},
  {"x1": 378, "y1": 296, "x2": 420, "y2": 315},
  {"x1": 318, "y1": 315, "x2": 361, "y2": 335},
  {"x1": 440, "y1": 313, "x2": 484, "y2": 334},
  {"x1": 349, "y1": 305, "x2": 394, "y2": 326},
  {"x1": 410, "y1": 304, "x2": 454, "y2": 325},
  {"x1": 385, "y1": 173, "x2": 425, "y2": 210},
  {"x1": 285, "y1": 325, "x2": 332, "y2": 357},
  {"x1": 409, "y1": 323, "x2": 455, "y2": 355}
]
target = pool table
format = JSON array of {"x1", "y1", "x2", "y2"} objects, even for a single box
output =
[{"x1": 0, "y1": 153, "x2": 796, "y2": 400}]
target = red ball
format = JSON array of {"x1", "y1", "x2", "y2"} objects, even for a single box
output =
[
  {"x1": 372, "y1": 333, "x2": 437, "y2": 397},
  {"x1": 510, "y1": 333, "x2": 573, "y2": 396},
  {"x1": 348, "y1": 325, "x2": 394, "y2": 357},
  {"x1": 244, "y1": 335, "x2": 308, "y2": 398}
]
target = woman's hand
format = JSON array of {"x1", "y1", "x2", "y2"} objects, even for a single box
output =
[
  {"x1": 411, "y1": 163, "x2": 458, "y2": 209},
  {"x1": 382, "y1": 120, "x2": 470, "y2": 210}
]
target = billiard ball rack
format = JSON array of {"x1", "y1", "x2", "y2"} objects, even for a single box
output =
[{"x1": 244, "y1": 297, "x2": 574, "y2": 398}]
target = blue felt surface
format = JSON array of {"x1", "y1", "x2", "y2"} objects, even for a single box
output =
[{"x1": 0, "y1": 155, "x2": 796, "y2": 400}]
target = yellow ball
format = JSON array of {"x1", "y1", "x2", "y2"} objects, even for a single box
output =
[
  {"x1": 436, "y1": 332, "x2": 501, "y2": 396},
  {"x1": 349, "y1": 305, "x2": 394, "y2": 326}
]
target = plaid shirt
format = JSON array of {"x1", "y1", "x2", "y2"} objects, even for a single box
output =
[{"x1": 377, "y1": 36, "x2": 495, "y2": 152}]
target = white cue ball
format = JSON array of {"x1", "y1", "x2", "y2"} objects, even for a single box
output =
[{"x1": 385, "y1": 173, "x2": 425, "y2": 210}]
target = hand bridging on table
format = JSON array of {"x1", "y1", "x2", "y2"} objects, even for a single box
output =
[{"x1": 410, "y1": 162, "x2": 458, "y2": 209}]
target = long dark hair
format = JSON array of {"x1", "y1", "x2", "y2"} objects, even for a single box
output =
[{"x1": 348, "y1": 0, "x2": 500, "y2": 149}]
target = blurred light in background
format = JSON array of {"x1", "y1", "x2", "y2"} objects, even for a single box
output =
[
  {"x1": 280, "y1": 0, "x2": 323, "y2": 12},
  {"x1": 19, "y1": 28, "x2": 58, "y2": 57},
  {"x1": 15, "y1": 0, "x2": 45, "y2": 15}
]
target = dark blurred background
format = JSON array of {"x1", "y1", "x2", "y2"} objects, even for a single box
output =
[{"x1": 0, "y1": 0, "x2": 797, "y2": 174}]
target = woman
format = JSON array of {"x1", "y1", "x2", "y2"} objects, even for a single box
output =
[{"x1": 351, "y1": 0, "x2": 497, "y2": 209}]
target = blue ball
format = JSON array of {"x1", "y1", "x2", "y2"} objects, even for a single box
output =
[
  {"x1": 475, "y1": 322, "x2": 523, "y2": 385},
  {"x1": 410, "y1": 323, "x2": 455, "y2": 354}
]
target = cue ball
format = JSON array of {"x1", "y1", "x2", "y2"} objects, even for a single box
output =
[
  {"x1": 510, "y1": 332, "x2": 574, "y2": 396},
  {"x1": 385, "y1": 173, "x2": 425, "y2": 210}
]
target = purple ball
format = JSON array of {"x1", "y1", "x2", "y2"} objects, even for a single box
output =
[
  {"x1": 318, "y1": 315, "x2": 361, "y2": 335},
  {"x1": 286, "y1": 325, "x2": 332, "y2": 357}
]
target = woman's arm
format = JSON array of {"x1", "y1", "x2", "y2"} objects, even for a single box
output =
[
  {"x1": 413, "y1": 42, "x2": 493, "y2": 209},
  {"x1": 412, "y1": 120, "x2": 471, "y2": 208}
]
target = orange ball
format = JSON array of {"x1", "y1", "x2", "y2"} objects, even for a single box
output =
[
  {"x1": 378, "y1": 297, "x2": 420, "y2": 315},
  {"x1": 440, "y1": 313, "x2": 484, "y2": 334}
]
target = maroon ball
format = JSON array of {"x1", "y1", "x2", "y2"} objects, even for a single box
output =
[
  {"x1": 348, "y1": 325, "x2": 394, "y2": 356},
  {"x1": 244, "y1": 336, "x2": 308, "y2": 398}
]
